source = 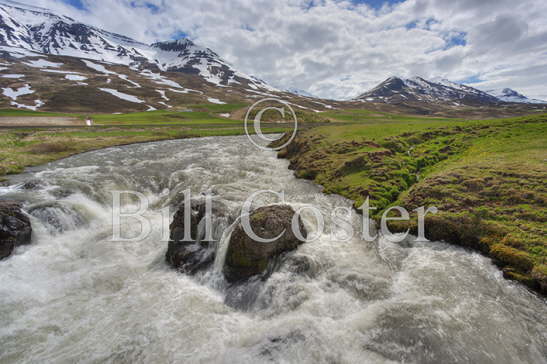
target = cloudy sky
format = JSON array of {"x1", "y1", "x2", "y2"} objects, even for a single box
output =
[{"x1": 19, "y1": 0, "x2": 547, "y2": 100}]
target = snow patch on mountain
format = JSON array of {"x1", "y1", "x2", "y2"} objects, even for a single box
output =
[
  {"x1": 24, "y1": 58, "x2": 62, "y2": 68},
  {"x1": 11, "y1": 98, "x2": 42, "y2": 110},
  {"x1": 2, "y1": 73, "x2": 23, "y2": 78},
  {"x1": 82, "y1": 60, "x2": 115, "y2": 75},
  {"x1": 140, "y1": 70, "x2": 184, "y2": 89},
  {"x1": 157, "y1": 90, "x2": 169, "y2": 101},
  {"x1": 65, "y1": 74, "x2": 87, "y2": 81},
  {"x1": 40, "y1": 68, "x2": 80, "y2": 74},
  {"x1": 118, "y1": 74, "x2": 140, "y2": 88},
  {"x1": 99, "y1": 88, "x2": 144, "y2": 103},
  {"x1": 0, "y1": 45, "x2": 38, "y2": 58},
  {"x1": 2, "y1": 83, "x2": 33, "y2": 99},
  {"x1": 207, "y1": 97, "x2": 225, "y2": 104}
]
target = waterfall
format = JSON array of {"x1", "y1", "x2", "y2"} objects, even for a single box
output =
[{"x1": 213, "y1": 217, "x2": 240, "y2": 273}]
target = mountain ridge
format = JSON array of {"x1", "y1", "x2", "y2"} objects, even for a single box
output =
[
  {"x1": 356, "y1": 76, "x2": 500, "y2": 106},
  {"x1": 355, "y1": 76, "x2": 545, "y2": 106},
  {"x1": 486, "y1": 87, "x2": 546, "y2": 104},
  {"x1": 0, "y1": 0, "x2": 275, "y2": 91}
]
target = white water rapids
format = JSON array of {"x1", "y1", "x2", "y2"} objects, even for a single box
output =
[{"x1": 0, "y1": 136, "x2": 545, "y2": 363}]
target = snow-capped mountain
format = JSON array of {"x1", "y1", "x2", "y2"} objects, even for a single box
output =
[
  {"x1": 356, "y1": 76, "x2": 500, "y2": 106},
  {"x1": 0, "y1": 0, "x2": 275, "y2": 90},
  {"x1": 486, "y1": 88, "x2": 545, "y2": 104}
]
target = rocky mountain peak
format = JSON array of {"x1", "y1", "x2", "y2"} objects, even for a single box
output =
[{"x1": 151, "y1": 38, "x2": 195, "y2": 52}]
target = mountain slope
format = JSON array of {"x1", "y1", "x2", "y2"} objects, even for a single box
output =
[
  {"x1": 356, "y1": 76, "x2": 500, "y2": 106},
  {"x1": 1, "y1": 0, "x2": 345, "y2": 112},
  {"x1": 486, "y1": 88, "x2": 546, "y2": 104},
  {"x1": 0, "y1": 0, "x2": 277, "y2": 91}
]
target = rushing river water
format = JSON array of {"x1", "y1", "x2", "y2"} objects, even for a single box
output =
[{"x1": 0, "y1": 136, "x2": 545, "y2": 363}]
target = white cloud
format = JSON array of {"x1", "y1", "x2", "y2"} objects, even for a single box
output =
[{"x1": 15, "y1": 0, "x2": 547, "y2": 100}]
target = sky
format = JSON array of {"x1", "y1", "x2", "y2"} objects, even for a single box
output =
[{"x1": 16, "y1": 0, "x2": 547, "y2": 100}]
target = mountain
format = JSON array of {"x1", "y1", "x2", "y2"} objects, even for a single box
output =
[
  {"x1": 486, "y1": 88, "x2": 546, "y2": 104},
  {"x1": 2, "y1": 0, "x2": 326, "y2": 112},
  {"x1": 0, "y1": 0, "x2": 277, "y2": 90},
  {"x1": 355, "y1": 76, "x2": 501, "y2": 106}
]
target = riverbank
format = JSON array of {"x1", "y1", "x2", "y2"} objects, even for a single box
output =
[
  {"x1": 0, "y1": 125, "x2": 288, "y2": 182},
  {"x1": 0, "y1": 104, "x2": 332, "y2": 182},
  {"x1": 274, "y1": 113, "x2": 547, "y2": 295}
]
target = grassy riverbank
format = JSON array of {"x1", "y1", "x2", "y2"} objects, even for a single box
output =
[
  {"x1": 0, "y1": 104, "x2": 306, "y2": 180},
  {"x1": 0, "y1": 103, "x2": 334, "y2": 181},
  {"x1": 0, "y1": 124, "x2": 287, "y2": 181},
  {"x1": 276, "y1": 112, "x2": 547, "y2": 294}
]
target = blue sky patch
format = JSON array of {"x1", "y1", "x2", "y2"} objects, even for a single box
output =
[
  {"x1": 405, "y1": 20, "x2": 418, "y2": 30},
  {"x1": 61, "y1": 0, "x2": 86, "y2": 10},
  {"x1": 459, "y1": 75, "x2": 482, "y2": 84},
  {"x1": 128, "y1": 1, "x2": 161, "y2": 13},
  {"x1": 444, "y1": 31, "x2": 467, "y2": 49},
  {"x1": 170, "y1": 30, "x2": 189, "y2": 40},
  {"x1": 350, "y1": 0, "x2": 406, "y2": 10}
]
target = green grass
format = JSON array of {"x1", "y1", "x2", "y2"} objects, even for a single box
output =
[
  {"x1": 0, "y1": 125, "x2": 288, "y2": 177},
  {"x1": 277, "y1": 112, "x2": 547, "y2": 293},
  {"x1": 0, "y1": 109, "x2": 77, "y2": 117},
  {"x1": 323, "y1": 108, "x2": 467, "y2": 124},
  {"x1": 188, "y1": 103, "x2": 247, "y2": 113},
  {"x1": 0, "y1": 104, "x2": 248, "y2": 125},
  {"x1": 90, "y1": 109, "x2": 240, "y2": 126}
]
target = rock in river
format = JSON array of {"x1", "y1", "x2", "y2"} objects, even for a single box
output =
[
  {"x1": 166, "y1": 199, "x2": 231, "y2": 275},
  {"x1": 0, "y1": 200, "x2": 32, "y2": 260},
  {"x1": 223, "y1": 205, "x2": 307, "y2": 283}
]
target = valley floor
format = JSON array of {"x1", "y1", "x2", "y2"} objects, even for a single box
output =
[{"x1": 2, "y1": 106, "x2": 546, "y2": 295}]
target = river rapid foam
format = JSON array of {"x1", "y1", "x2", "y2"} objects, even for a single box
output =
[{"x1": 0, "y1": 136, "x2": 545, "y2": 363}]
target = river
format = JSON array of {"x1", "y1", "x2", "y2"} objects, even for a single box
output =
[{"x1": 0, "y1": 136, "x2": 545, "y2": 363}]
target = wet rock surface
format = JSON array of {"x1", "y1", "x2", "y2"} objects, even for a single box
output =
[
  {"x1": 223, "y1": 205, "x2": 307, "y2": 283},
  {"x1": 0, "y1": 200, "x2": 32, "y2": 260},
  {"x1": 166, "y1": 199, "x2": 231, "y2": 274},
  {"x1": 28, "y1": 202, "x2": 86, "y2": 234}
]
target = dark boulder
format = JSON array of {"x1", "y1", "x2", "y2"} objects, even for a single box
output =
[
  {"x1": 166, "y1": 199, "x2": 231, "y2": 275},
  {"x1": 0, "y1": 200, "x2": 32, "y2": 260},
  {"x1": 223, "y1": 205, "x2": 307, "y2": 283},
  {"x1": 21, "y1": 179, "x2": 44, "y2": 190}
]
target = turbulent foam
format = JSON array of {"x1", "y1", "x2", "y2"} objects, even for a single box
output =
[{"x1": 0, "y1": 136, "x2": 545, "y2": 363}]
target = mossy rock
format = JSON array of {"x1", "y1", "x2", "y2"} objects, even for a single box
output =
[{"x1": 223, "y1": 205, "x2": 307, "y2": 283}]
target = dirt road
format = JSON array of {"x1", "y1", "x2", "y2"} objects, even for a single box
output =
[{"x1": 0, "y1": 117, "x2": 84, "y2": 127}]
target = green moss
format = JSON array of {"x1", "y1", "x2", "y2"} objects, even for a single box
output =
[{"x1": 491, "y1": 244, "x2": 534, "y2": 273}]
